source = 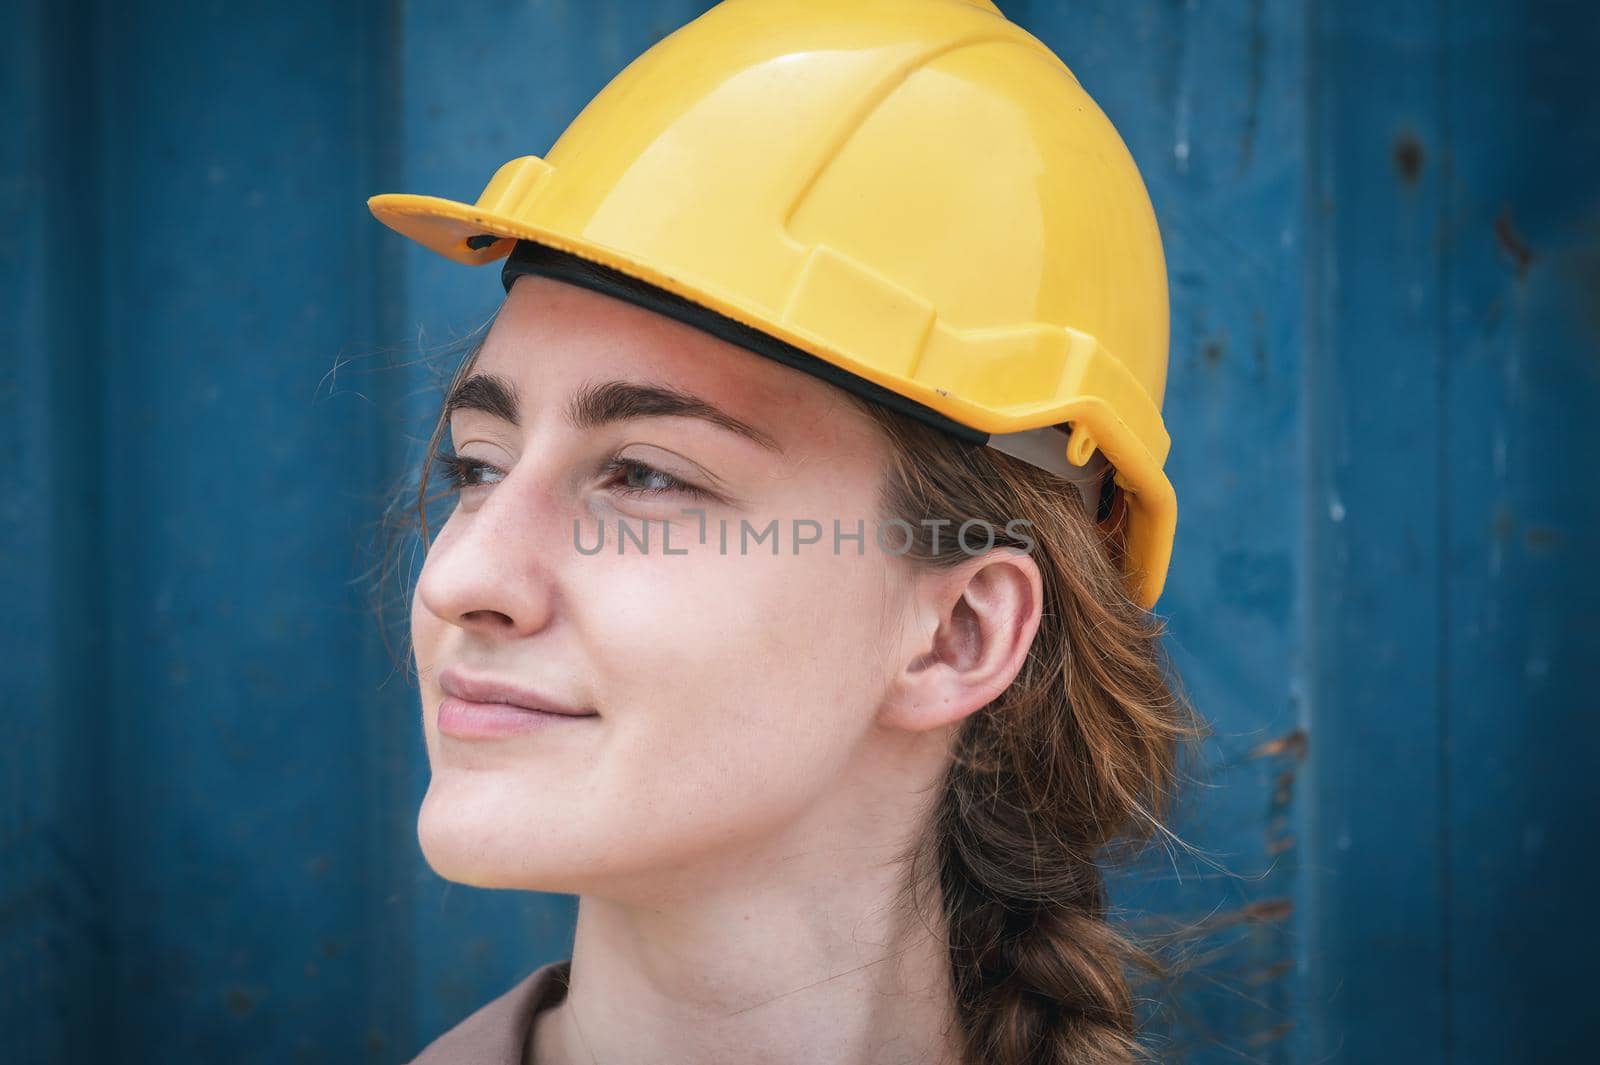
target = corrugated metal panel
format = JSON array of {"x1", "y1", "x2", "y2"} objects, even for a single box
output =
[
  {"x1": 4, "y1": 1, "x2": 1594, "y2": 1062},
  {"x1": 1303, "y1": 1, "x2": 1600, "y2": 1061}
]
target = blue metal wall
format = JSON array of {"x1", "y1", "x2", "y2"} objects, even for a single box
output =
[{"x1": 4, "y1": 1, "x2": 1595, "y2": 1062}]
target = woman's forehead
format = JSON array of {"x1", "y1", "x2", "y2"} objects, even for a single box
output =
[{"x1": 476, "y1": 275, "x2": 873, "y2": 448}]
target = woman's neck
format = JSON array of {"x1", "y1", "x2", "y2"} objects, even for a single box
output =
[{"x1": 529, "y1": 794, "x2": 963, "y2": 1064}]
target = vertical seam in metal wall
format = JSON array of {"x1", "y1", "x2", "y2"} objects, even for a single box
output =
[
  {"x1": 1434, "y1": 0, "x2": 1454, "y2": 1059},
  {"x1": 362, "y1": 0, "x2": 414, "y2": 1059},
  {"x1": 88, "y1": 0, "x2": 130, "y2": 1050},
  {"x1": 1298, "y1": 0, "x2": 1329, "y2": 1059},
  {"x1": 52, "y1": 0, "x2": 114, "y2": 1057}
]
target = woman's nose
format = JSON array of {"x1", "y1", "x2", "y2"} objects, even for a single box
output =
[{"x1": 414, "y1": 475, "x2": 559, "y2": 639}]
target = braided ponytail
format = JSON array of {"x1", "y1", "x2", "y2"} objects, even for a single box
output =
[{"x1": 855, "y1": 397, "x2": 1202, "y2": 1064}]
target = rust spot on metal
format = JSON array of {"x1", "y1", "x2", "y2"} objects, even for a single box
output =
[
  {"x1": 1393, "y1": 132, "x2": 1424, "y2": 185},
  {"x1": 1194, "y1": 896, "x2": 1295, "y2": 932},
  {"x1": 1202, "y1": 337, "x2": 1225, "y2": 367},
  {"x1": 1244, "y1": 959, "x2": 1295, "y2": 987},
  {"x1": 1272, "y1": 768, "x2": 1296, "y2": 807},
  {"x1": 1493, "y1": 505, "x2": 1515, "y2": 544},
  {"x1": 1241, "y1": 897, "x2": 1294, "y2": 922},
  {"x1": 1494, "y1": 204, "x2": 1536, "y2": 277},
  {"x1": 226, "y1": 987, "x2": 255, "y2": 1017},
  {"x1": 1250, "y1": 727, "x2": 1308, "y2": 761},
  {"x1": 1246, "y1": 1019, "x2": 1297, "y2": 1046},
  {"x1": 1524, "y1": 524, "x2": 1562, "y2": 552},
  {"x1": 1266, "y1": 780, "x2": 1297, "y2": 852}
]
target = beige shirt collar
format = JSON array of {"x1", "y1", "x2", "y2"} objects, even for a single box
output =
[{"x1": 407, "y1": 959, "x2": 571, "y2": 1065}]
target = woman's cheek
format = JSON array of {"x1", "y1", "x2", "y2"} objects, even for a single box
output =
[{"x1": 650, "y1": 551, "x2": 875, "y2": 779}]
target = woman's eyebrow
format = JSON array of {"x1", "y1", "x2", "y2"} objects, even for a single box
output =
[{"x1": 444, "y1": 373, "x2": 783, "y2": 454}]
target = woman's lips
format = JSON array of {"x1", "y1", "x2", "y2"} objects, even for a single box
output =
[
  {"x1": 434, "y1": 666, "x2": 598, "y2": 740},
  {"x1": 436, "y1": 696, "x2": 599, "y2": 739}
]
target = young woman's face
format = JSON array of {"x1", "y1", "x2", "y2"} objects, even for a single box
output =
[{"x1": 410, "y1": 274, "x2": 923, "y2": 898}]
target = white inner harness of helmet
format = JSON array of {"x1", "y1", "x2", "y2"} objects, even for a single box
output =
[{"x1": 985, "y1": 425, "x2": 1113, "y2": 518}]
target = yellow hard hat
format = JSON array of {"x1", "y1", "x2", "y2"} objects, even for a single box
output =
[{"x1": 369, "y1": 0, "x2": 1176, "y2": 608}]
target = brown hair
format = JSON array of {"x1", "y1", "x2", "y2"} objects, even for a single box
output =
[
  {"x1": 841, "y1": 394, "x2": 1205, "y2": 1064},
  {"x1": 371, "y1": 320, "x2": 1206, "y2": 1065}
]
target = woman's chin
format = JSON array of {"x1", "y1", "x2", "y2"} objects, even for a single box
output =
[{"x1": 416, "y1": 782, "x2": 570, "y2": 890}]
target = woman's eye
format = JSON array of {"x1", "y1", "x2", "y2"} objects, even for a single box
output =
[
  {"x1": 431, "y1": 449, "x2": 710, "y2": 502},
  {"x1": 432, "y1": 450, "x2": 504, "y2": 491},
  {"x1": 602, "y1": 457, "x2": 710, "y2": 501}
]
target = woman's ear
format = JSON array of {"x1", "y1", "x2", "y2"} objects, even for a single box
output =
[{"x1": 878, "y1": 548, "x2": 1044, "y2": 733}]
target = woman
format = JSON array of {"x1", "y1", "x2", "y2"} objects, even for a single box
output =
[{"x1": 371, "y1": 1, "x2": 1200, "y2": 1062}]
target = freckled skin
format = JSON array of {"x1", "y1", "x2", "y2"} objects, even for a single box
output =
[{"x1": 411, "y1": 274, "x2": 919, "y2": 901}]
